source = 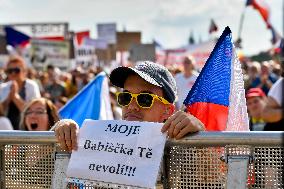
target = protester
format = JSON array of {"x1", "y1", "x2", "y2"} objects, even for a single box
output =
[
  {"x1": 54, "y1": 96, "x2": 68, "y2": 110},
  {"x1": 0, "y1": 56, "x2": 41, "y2": 129},
  {"x1": 0, "y1": 103, "x2": 13, "y2": 130},
  {"x1": 44, "y1": 75, "x2": 66, "y2": 102},
  {"x1": 249, "y1": 61, "x2": 277, "y2": 94},
  {"x1": 53, "y1": 61, "x2": 205, "y2": 151},
  {"x1": 262, "y1": 77, "x2": 284, "y2": 130},
  {"x1": 175, "y1": 56, "x2": 198, "y2": 110},
  {"x1": 20, "y1": 97, "x2": 59, "y2": 131},
  {"x1": 245, "y1": 61, "x2": 261, "y2": 90},
  {"x1": 246, "y1": 88, "x2": 267, "y2": 131}
]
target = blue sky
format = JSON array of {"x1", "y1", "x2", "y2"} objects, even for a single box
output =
[{"x1": 0, "y1": 0, "x2": 282, "y2": 55}]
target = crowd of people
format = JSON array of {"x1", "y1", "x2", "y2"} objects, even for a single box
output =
[{"x1": 0, "y1": 54, "x2": 283, "y2": 132}]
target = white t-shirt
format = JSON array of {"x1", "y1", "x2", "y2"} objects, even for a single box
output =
[
  {"x1": 0, "y1": 79, "x2": 41, "y2": 103},
  {"x1": 0, "y1": 117, "x2": 13, "y2": 130},
  {"x1": 175, "y1": 72, "x2": 198, "y2": 109},
  {"x1": 268, "y1": 77, "x2": 283, "y2": 106}
]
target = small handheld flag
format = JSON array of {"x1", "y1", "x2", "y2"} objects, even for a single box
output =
[{"x1": 183, "y1": 27, "x2": 249, "y2": 131}]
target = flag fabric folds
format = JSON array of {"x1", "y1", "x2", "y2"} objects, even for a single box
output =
[
  {"x1": 274, "y1": 38, "x2": 284, "y2": 54},
  {"x1": 59, "y1": 72, "x2": 113, "y2": 127},
  {"x1": 4, "y1": 26, "x2": 30, "y2": 47},
  {"x1": 75, "y1": 31, "x2": 90, "y2": 46},
  {"x1": 209, "y1": 19, "x2": 218, "y2": 34},
  {"x1": 183, "y1": 27, "x2": 249, "y2": 131},
  {"x1": 270, "y1": 26, "x2": 282, "y2": 45},
  {"x1": 246, "y1": 0, "x2": 271, "y2": 28}
]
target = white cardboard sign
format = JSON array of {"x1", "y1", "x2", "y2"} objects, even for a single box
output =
[{"x1": 66, "y1": 120, "x2": 166, "y2": 188}]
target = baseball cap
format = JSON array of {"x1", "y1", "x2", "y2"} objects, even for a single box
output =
[
  {"x1": 109, "y1": 61, "x2": 177, "y2": 103},
  {"x1": 246, "y1": 88, "x2": 266, "y2": 98}
]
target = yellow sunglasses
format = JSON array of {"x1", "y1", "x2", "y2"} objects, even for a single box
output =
[{"x1": 115, "y1": 91, "x2": 170, "y2": 109}]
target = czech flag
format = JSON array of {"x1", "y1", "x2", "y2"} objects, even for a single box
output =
[
  {"x1": 4, "y1": 26, "x2": 30, "y2": 47},
  {"x1": 246, "y1": 0, "x2": 271, "y2": 28},
  {"x1": 59, "y1": 72, "x2": 113, "y2": 127},
  {"x1": 183, "y1": 27, "x2": 249, "y2": 131}
]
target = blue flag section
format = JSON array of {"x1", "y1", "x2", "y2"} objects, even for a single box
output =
[
  {"x1": 59, "y1": 72, "x2": 113, "y2": 127},
  {"x1": 4, "y1": 26, "x2": 30, "y2": 47}
]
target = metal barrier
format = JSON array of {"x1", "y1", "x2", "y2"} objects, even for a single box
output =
[{"x1": 0, "y1": 131, "x2": 283, "y2": 189}]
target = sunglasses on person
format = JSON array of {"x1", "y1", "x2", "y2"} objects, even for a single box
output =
[
  {"x1": 6, "y1": 67, "x2": 21, "y2": 74},
  {"x1": 115, "y1": 91, "x2": 170, "y2": 109}
]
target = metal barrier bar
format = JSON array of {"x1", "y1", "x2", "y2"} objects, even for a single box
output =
[
  {"x1": 167, "y1": 131, "x2": 284, "y2": 147},
  {"x1": 0, "y1": 131, "x2": 283, "y2": 146},
  {"x1": 52, "y1": 153, "x2": 70, "y2": 189},
  {"x1": 226, "y1": 155, "x2": 250, "y2": 189},
  {"x1": 0, "y1": 145, "x2": 5, "y2": 189},
  {"x1": 0, "y1": 131, "x2": 56, "y2": 144}
]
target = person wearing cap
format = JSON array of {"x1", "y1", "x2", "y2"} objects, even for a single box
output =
[
  {"x1": 53, "y1": 61, "x2": 205, "y2": 151},
  {"x1": 246, "y1": 88, "x2": 267, "y2": 131}
]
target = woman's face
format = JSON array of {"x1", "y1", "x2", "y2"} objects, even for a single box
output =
[{"x1": 25, "y1": 101, "x2": 49, "y2": 131}]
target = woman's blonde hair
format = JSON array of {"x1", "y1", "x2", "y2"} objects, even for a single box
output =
[{"x1": 20, "y1": 98, "x2": 59, "y2": 130}]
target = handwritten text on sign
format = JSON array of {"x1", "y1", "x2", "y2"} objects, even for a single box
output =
[{"x1": 66, "y1": 120, "x2": 166, "y2": 188}]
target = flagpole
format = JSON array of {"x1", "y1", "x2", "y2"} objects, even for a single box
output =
[
  {"x1": 238, "y1": 8, "x2": 246, "y2": 43},
  {"x1": 283, "y1": 0, "x2": 284, "y2": 37}
]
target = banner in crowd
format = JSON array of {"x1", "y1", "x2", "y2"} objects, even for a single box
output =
[
  {"x1": 2, "y1": 23, "x2": 68, "y2": 39},
  {"x1": 67, "y1": 120, "x2": 166, "y2": 188},
  {"x1": 30, "y1": 39, "x2": 70, "y2": 70},
  {"x1": 75, "y1": 45, "x2": 96, "y2": 67},
  {"x1": 97, "y1": 23, "x2": 117, "y2": 44},
  {"x1": 156, "y1": 39, "x2": 216, "y2": 71},
  {"x1": 83, "y1": 38, "x2": 108, "y2": 50}
]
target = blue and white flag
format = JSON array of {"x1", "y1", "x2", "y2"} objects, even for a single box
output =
[{"x1": 59, "y1": 72, "x2": 113, "y2": 127}]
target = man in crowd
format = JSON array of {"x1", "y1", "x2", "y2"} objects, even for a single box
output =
[
  {"x1": 0, "y1": 56, "x2": 41, "y2": 129},
  {"x1": 54, "y1": 61, "x2": 205, "y2": 151},
  {"x1": 175, "y1": 56, "x2": 198, "y2": 110}
]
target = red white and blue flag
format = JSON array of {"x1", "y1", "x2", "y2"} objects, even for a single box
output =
[
  {"x1": 183, "y1": 27, "x2": 249, "y2": 131},
  {"x1": 246, "y1": 0, "x2": 271, "y2": 28},
  {"x1": 4, "y1": 26, "x2": 30, "y2": 47}
]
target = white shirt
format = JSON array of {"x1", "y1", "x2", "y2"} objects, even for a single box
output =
[
  {"x1": 0, "y1": 79, "x2": 41, "y2": 103},
  {"x1": 268, "y1": 77, "x2": 283, "y2": 106},
  {"x1": 175, "y1": 72, "x2": 198, "y2": 109},
  {"x1": 0, "y1": 117, "x2": 13, "y2": 130}
]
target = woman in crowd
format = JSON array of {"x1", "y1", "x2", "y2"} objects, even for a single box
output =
[{"x1": 20, "y1": 97, "x2": 59, "y2": 131}]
